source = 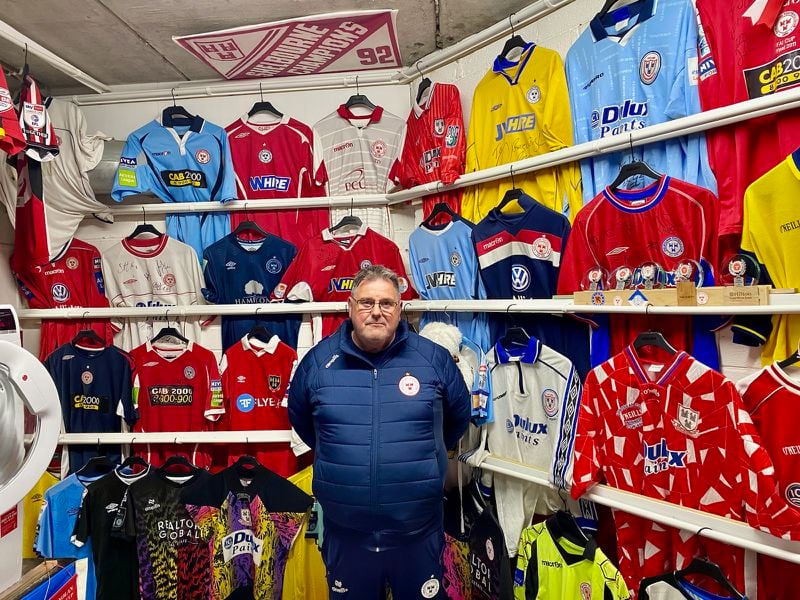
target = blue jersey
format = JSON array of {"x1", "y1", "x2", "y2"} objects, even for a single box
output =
[
  {"x1": 35, "y1": 474, "x2": 100, "y2": 600},
  {"x1": 44, "y1": 343, "x2": 136, "y2": 472},
  {"x1": 472, "y1": 194, "x2": 590, "y2": 377},
  {"x1": 409, "y1": 219, "x2": 490, "y2": 351},
  {"x1": 202, "y1": 232, "x2": 301, "y2": 350},
  {"x1": 111, "y1": 115, "x2": 237, "y2": 259},
  {"x1": 566, "y1": 0, "x2": 716, "y2": 202}
]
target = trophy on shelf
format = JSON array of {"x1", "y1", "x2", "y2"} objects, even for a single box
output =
[
  {"x1": 719, "y1": 254, "x2": 760, "y2": 287},
  {"x1": 581, "y1": 266, "x2": 608, "y2": 291}
]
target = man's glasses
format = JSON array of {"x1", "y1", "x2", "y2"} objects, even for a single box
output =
[{"x1": 353, "y1": 298, "x2": 399, "y2": 312}]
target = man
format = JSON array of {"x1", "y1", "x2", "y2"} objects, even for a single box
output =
[{"x1": 289, "y1": 265, "x2": 470, "y2": 599}]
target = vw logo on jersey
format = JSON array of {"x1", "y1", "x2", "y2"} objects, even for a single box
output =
[
  {"x1": 775, "y1": 10, "x2": 799, "y2": 38},
  {"x1": 51, "y1": 283, "x2": 70, "y2": 303},
  {"x1": 195, "y1": 149, "x2": 211, "y2": 164},
  {"x1": 542, "y1": 389, "x2": 559, "y2": 419},
  {"x1": 236, "y1": 393, "x2": 255, "y2": 413},
  {"x1": 265, "y1": 258, "x2": 282, "y2": 274},
  {"x1": 184, "y1": 366, "x2": 196, "y2": 380},
  {"x1": 66, "y1": 257, "x2": 79, "y2": 270},
  {"x1": 258, "y1": 149, "x2": 273, "y2": 163},
  {"x1": 526, "y1": 85, "x2": 542, "y2": 104},
  {"x1": 661, "y1": 236, "x2": 685, "y2": 258},
  {"x1": 640, "y1": 51, "x2": 662, "y2": 85},
  {"x1": 510, "y1": 264, "x2": 531, "y2": 292},
  {"x1": 450, "y1": 251, "x2": 462, "y2": 268}
]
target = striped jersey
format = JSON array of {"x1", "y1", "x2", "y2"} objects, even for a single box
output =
[
  {"x1": 571, "y1": 346, "x2": 800, "y2": 592},
  {"x1": 566, "y1": 0, "x2": 717, "y2": 202},
  {"x1": 487, "y1": 336, "x2": 583, "y2": 557},
  {"x1": 462, "y1": 43, "x2": 583, "y2": 223},
  {"x1": 101, "y1": 235, "x2": 208, "y2": 351},
  {"x1": 225, "y1": 115, "x2": 327, "y2": 248},
  {"x1": 313, "y1": 104, "x2": 405, "y2": 235},
  {"x1": 18, "y1": 73, "x2": 59, "y2": 161},
  {"x1": 398, "y1": 82, "x2": 466, "y2": 216},
  {"x1": 0, "y1": 69, "x2": 25, "y2": 156}
]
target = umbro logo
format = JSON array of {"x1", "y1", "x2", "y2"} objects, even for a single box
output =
[
  {"x1": 105, "y1": 503, "x2": 119, "y2": 513},
  {"x1": 321, "y1": 265, "x2": 336, "y2": 271},
  {"x1": 606, "y1": 247, "x2": 629, "y2": 256},
  {"x1": 225, "y1": 261, "x2": 237, "y2": 270},
  {"x1": 236, "y1": 375, "x2": 246, "y2": 383}
]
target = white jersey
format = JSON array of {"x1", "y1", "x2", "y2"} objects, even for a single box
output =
[
  {"x1": 101, "y1": 235, "x2": 207, "y2": 350},
  {"x1": 487, "y1": 336, "x2": 584, "y2": 557},
  {"x1": 312, "y1": 104, "x2": 406, "y2": 235}
]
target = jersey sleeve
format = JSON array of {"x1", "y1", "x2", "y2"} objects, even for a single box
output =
[
  {"x1": 461, "y1": 90, "x2": 482, "y2": 223},
  {"x1": 287, "y1": 355, "x2": 317, "y2": 450},
  {"x1": 117, "y1": 351, "x2": 137, "y2": 427},
  {"x1": 101, "y1": 252, "x2": 125, "y2": 333},
  {"x1": 556, "y1": 212, "x2": 599, "y2": 328},
  {"x1": 387, "y1": 123, "x2": 407, "y2": 189},
  {"x1": 111, "y1": 131, "x2": 153, "y2": 202},
  {"x1": 385, "y1": 242, "x2": 418, "y2": 301},
  {"x1": 201, "y1": 249, "x2": 221, "y2": 304},
  {"x1": 439, "y1": 87, "x2": 467, "y2": 186},
  {"x1": 71, "y1": 487, "x2": 91, "y2": 547},
  {"x1": 311, "y1": 128, "x2": 328, "y2": 190},
  {"x1": 34, "y1": 489, "x2": 55, "y2": 557},
  {"x1": 271, "y1": 243, "x2": 314, "y2": 302},
  {"x1": 569, "y1": 369, "x2": 604, "y2": 500},
  {"x1": 204, "y1": 350, "x2": 224, "y2": 421},
  {"x1": 69, "y1": 101, "x2": 109, "y2": 174},
  {"x1": 217, "y1": 130, "x2": 238, "y2": 202},
  {"x1": 551, "y1": 364, "x2": 582, "y2": 491}
]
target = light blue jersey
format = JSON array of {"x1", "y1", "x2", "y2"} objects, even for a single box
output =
[
  {"x1": 566, "y1": 0, "x2": 717, "y2": 202},
  {"x1": 112, "y1": 115, "x2": 237, "y2": 259},
  {"x1": 35, "y1": 473, "x2": 99, "y2": 600},
  {"x1": 409, "y1": 219, "x2": 490, "y2": 351}
]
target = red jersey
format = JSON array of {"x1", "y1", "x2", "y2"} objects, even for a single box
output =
[
  {"x1": 558, "y1": 176, "x2": 720, "y2": 367},
  {"x1": 737, "y1": 364, "x2": 800, "y2": 600},
  {"x1": 398, "y1": 82, "x2": 466, "y2": 217},
  {"x1": 225, "y1": 116, "x2": 327, "y2": 248},
  {"x1": 218, "y1": 334, "x2": 298, "y2": 476},
  {"x1": 571, "y1": 346, "x2": 800, "y2": 594},
  {"x1": 696, "y1": 0, "x2": 800, "y2": 240},
  {"x1": 11, "y1": 238, "x2": 112, "y2": 360},
  {"x1": 130, "y1": 340, "x2": 223, "y2": 468},
  {"x1": 272, "y1": 224, "x2": 416, "y2": 341},
  {"x1": 0, "y1": 69, "x2": 25, "y2": 156}
]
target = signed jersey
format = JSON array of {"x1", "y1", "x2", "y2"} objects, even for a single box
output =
[
  {"x1": 272, "y1": 224, "x2": 416, "y2": 342},
  {"x1": 12, "y1": 238, "x2": 112, "y2": 360},
  {"x1": 129, "y1": 340, "x2": 222, "y2": 467},
  {"x1": 111, "y1": 115, "x2": 236, "y2": 258},
  {"x1": 219, "y1": 335, "x2": 298, "y2": 476},
  {"x1": 313, "y1": 105, "x2": 405, "y2": 235},
  {"x1": 566, "y1": 0, "x2": 716, "y2": 202},
  {"x1": 101, "y1": 235, "x2": 208, "y2": 351},
  {"x1": 462, "y1": 43, "x2": 582, "y2": 223},
  {"x1": 571, "y1": 346, "x2": 800, "y2": 592},
  {"x1": 225, "y1": 115, "x2": 327, "y2": 248},
  {"x1": 398, "y1": 82, "x2": 465, "y2": 216}
]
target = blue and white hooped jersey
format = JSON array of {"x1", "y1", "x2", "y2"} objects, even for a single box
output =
[{"x1": 566, "y1": 0, "x2": 717, "y2": 202}]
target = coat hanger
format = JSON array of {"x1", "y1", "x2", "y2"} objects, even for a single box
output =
[
  {"x1": 499, "y1": 324, "x2": 531, "y2": 349},
  {"x1": 344, "y1": 76, "x2": 377, "y2": 111},
  {"x1": 247, "y1": 323, "x2": 275, "y2": 344},
  {"x1": 330, "y1": 197, "x2": 363, "y2": 233},
  {"x1": 496, "y1": 166, "x2": 534, "y2": 213},
  {"x1": 72, "y1": 328, "x2": 106, "y2": 350},
  {"x1": 632, "y1": 330, "x2": 677, "y2": 355},
  {"x1": 118, "y1": 454, "x2": 149, "y2": 474},
  {"x1": 609, "y1": 135, "x2": 661, "y2": 192},
  {"x1": 160, "y1": 454, "x2": 196, "y2": 475},
  {"x1": 232, "y1": 215, "x2": 269, "y2": 240},
  {"x1": 597, "y1": 0, "x2": 643, "y2": 19},
  {"x1": 499, "y1": 13, "x2": 528, "y2": 59},
  {"x1": 673, "y1": 558, "x2": 745, "y2": 599},
  {"x1": 547, "y1": 510, "x2": 590, "y2": 546},
  {"x1": 778, "y1": 338, "x2": 800, "y2": 369},
  {"x1": 151, "y1": 311, "x2": 189, "y2": 345},
  {"x1": 248, "y1": 82, "x2": 283, "y2": 119},
  {"x1": 415, "y1": 61, "x2": 432, "y2": 105},
  {"x1": 162, "y1": 88, "x2": 194, "y2": 126},
  {"x1": 126, "y1": 206, "x2": 163, "y2": 240},
  {"x1": 76, "y1": 455, "x2": 115, "y2": 478},
  {"x1": 421, "y1": 201, "x2": 459, "y2": 228}
]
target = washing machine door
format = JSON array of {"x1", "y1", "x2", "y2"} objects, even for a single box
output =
[{"x1": 0, "y1": 332, "x2": 61, "y2": 515}]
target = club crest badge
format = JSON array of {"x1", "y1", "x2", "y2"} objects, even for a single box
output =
[
  {"x1": 269, "y1": 375, "x2": 281, "y2": 391},
  {"x1": 640, "y1": 51, "x2": 661, "y2": 84},
  {"x1": 434, "y1": 118, "x2": 445, "y2": 136}
]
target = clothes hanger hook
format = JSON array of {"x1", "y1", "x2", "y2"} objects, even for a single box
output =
[
  {"x1": 141, "y1": 205, "x2": 147, "y2": 225},
  {"x1": 629, "y1": 132, "x2": 635, "y2": 162},
  {"x1": 171, "y1": 88, "x2": 177, "y2": 107},
  {"x1": 506, "y1": 302, "x2": 516, "y2": 315},
  {"x1": 355, "y1": 75, "x2": 360, "y2": 95},
  {"x1": 510, "y1": 164, "x2": 516, "y2": 188},
  {"x1": 509, "y1": 13, "x2": 516, "y2": 36},
  {"x1": 415, "y1": 60, "x2": 424, "y2": 79},
  {"x1": 259, "y1": 81, "x2": 264, "y2": 102},
  {"x1": 164, "y1": 307, "x2": 172, "y2": 328},
  {"x1": 82, "y1": 310, "x2": 89, "y2": 319}
]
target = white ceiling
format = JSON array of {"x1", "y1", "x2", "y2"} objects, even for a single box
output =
[{"x1": 0, "y1": 1, "x2": 533, "y2": 96}]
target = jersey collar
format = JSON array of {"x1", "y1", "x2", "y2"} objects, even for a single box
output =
[
  {"x1": 122, "y1": 234, "x2": 169, "y2": 258},
  {"x1": 492, "y1": 42, "x2": 536, "y2": 85},
  {"x1": 590, "y1": 0, "x2": 656, "y2": 42},
  {"x1": 494, "y1": 336, "x2": 541, "y2": 364},
  {"x1": 146, "y1": 339, "x2": 193, "y2": 359},
  {"x1": 767, "y1": 363, "x2": 800, "y2": 397},
  {"x1": 337, "y1": 104, "x2": 384, "y2": 125},
  {"x1": 241, "y1": 333, "x2": 280, "y2": 355},
  {"x1": 242, "y1": 114, "x2": 290, "y2": 133},
  {"x1": 159, "y1": 113, "x2": 205, "y2": 133},
  {"x1": 545, "y1": 517, "x2": 598, "y2": 563},
  {"x1": 624, "y1": 345, "x2": 688, "y2": 386},
  {"x1": 602, "y1": 175, "x2": 670, "y2": 213}
]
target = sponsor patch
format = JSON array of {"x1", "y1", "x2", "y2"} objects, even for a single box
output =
[
  {"x1": 617, "y1": 402, "x2": 643, "y2": 429},
  {"x1": 118, "y1": 169, "x2": 137, "y2": 187},
  {"x1": 236, "y1": 393, "x2": 255, "y2": 413},
  {"x1": 511, "y1": 264, "x2": 530, "y2": 292},
  {"x1": 149, "y1": 385, "x2": 194, "y2": 405},
  {"x1": 51, "y1": 283, "x2": 70, "y2": 303},
  {"x1": 786, "y1": 482, "x2": 800, "y2": 507},
  {"x1": 445, "y1": 124, "x2": 460, "y2": 148},
  {"x1": 0, "y1": 88, "x2": 12, "y2": 112},
  {"x1": 161, "y1": 169, "x2": 207, "y2": 188},
  {"x1": 273, "y1": 283, "x2": 287, "y2": 298}
]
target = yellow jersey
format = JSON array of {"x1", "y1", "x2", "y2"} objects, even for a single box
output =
[
  {"x1": 462, "y1": 43, "x2": 582, "y2": 224},
  {"x1": 738, "y1": 153, "x2": 800, "y2": 364},
  {"x1": 282, "y1": 466, "x2": 329, "y2": 600},
  {"x1": 23, "y1": 470, "x2": 59, "y2": 558}
]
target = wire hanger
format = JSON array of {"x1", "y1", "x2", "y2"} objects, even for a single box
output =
[
  {"x1": 415, "y1": 60, "x2": 433, "y2": 105},
  {"x1": 499, "y1": 13, "x2": 528, "y2": 59},
  {"x1": 345, "y1": 75, "x2": 377, "y2": 111},
  {"x1": 248, "y1": 82, "x2": 283, "y2": 119},
  {"x1": 609, "y1": 134, "x2": 661, "y2": 192}
]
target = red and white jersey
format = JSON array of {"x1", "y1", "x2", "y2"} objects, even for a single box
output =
[
  {"x1": 737, "y1": 364, "x2": 800, "y2": 600},
  {"x1": 571, "y1": 346, "x2": 800, "y2": 593},
  {"x1": 218, "y1": 334, "x2": 298, "y2": 476},
  {"x1": 696, "y1": 0, "x2": 800, "y2": 239},
  {"x1": 0, "y1": 69, "x2": 25, "y2": 157},
  {"x1": 11, "y1": 238, "x2": 112, "y2": 360},
  {"x1": 130, "y1": 340, "x2": 222, "y2": 467},
  {"x1": 272, "y1": 224, "x2": 416, "y2": 341},
  {"x1": 558, "y1": 176, "x2": 719, "y2": 364},
  {"x1": 18, "y1": 74, "x2": 58, "y2": 162},
  {"x1": 313, "y1": 104, "x2": 406, "y2": 235},
  {"x1": 101, "y1": 235, "x2": 208, "y2": 350},
  {"x1": 225, "y1": 115, "x2": 327, "y2": 248},
  {"x1": 398, "y1": 83, "x2": 465, "y2": 217}
]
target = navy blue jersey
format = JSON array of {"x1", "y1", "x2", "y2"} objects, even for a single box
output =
[
  {"x1": 472, "y1": 194, "x2": 590, "y2": 377},
  {"x1": 44, "y1": 343, "x2": 136, "y2": 472},
  {"x1": 202, "y1": 232, "x2": 301, "y2": 350}
]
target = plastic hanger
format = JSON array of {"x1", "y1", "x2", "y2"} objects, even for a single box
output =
[
  {"x1": 247, "y1": 323, "x2": 275, "y2": 344},
  {"x1": 495, "y1": 167, "x2": 534, "y2": 213},
  {"x1": 609, "y1": 135, "x2": 661, "y2": 192},
  {"x1": 162, "y1": 88, "x2": 194, "y2": 126},
  {"x1": 126, "y1": 207, "x2": 163, "y2": 240},
  {"x1": 778, "y1": 338, "x2": 800, "y2": 369},
  {"x1": 330, "y1": 197, "x2": 363, "y2": 233},
  {"x1": 499, "y1": 325, "x2": 531, "y2": 349},
  {"x1": 248, "y1": 82, "x2": 283, "y2": 119},
  {"x1": 71, "y1": 328, "x2": 106, "y2": 349},
  {"x1": 344, "y1": 75, "x2": 377, "y2": 111},
  {"x1": 421, "y1": 202, "x2": 459, "y2": 228},
  {"x1": 415, "y1": 61, "x2": 432, "y2": 105},
  {"x1": 674, "y1": 558, "x2": 745, "y2": 599},
  {"x1": 232, "y1": 219, "x2": 269, "y2": 240},
  {"x1": 632, "y1": 330, "x2": 677, "y2": 355},
  {"x1": 547, "y1": 510, "x2": 590, "y2": 545},
  {"x1": 597, "y1": 0, "x2": 642, "y2": 19},
  {"x1": 160, "y1": 455, "x2": 196, "y2": 475},
  {"x1": 76, "y1": 455, "x2": 115, "y2": 478},
  {"x1": 151, "y1": 325, "x2": 189, "y2": 345},
  {"x1": 499, "y1": 14, "x2": 528, "y2": 59},
  {"x1": 117, "y1": 454, "x2": 149, "y2": 475}
]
